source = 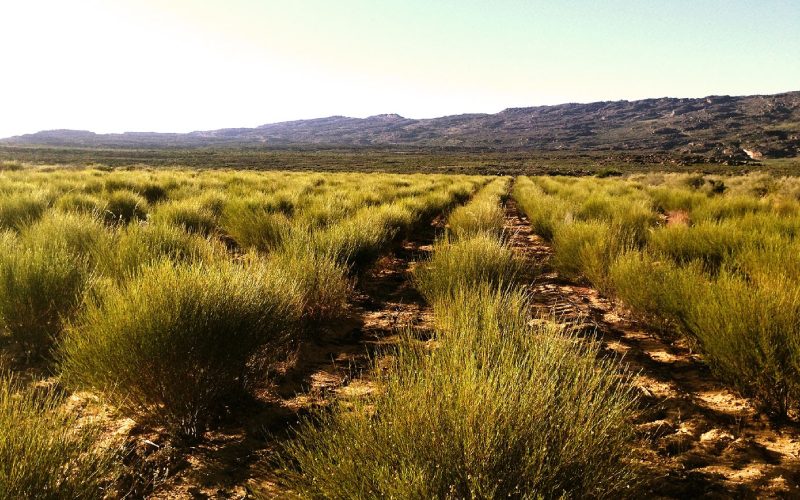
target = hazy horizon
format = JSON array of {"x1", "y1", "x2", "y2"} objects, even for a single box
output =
[{"x1": 2, "y1": 0, "x2": 799, "y2": 139}]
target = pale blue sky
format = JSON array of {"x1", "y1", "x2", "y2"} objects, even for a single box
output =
[{"x1": 1, "y1": 0, "x2": 798, "y2": 137}]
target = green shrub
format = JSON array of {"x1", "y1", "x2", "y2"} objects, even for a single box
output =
[
  {"x1": 575, "y1": 195, "x2": 657, "y2": 246},
  {"x1": 447, "y1": 199, "x2": 505, "y2": 239},
  {"x1": 609, "y1": 251, "x2": 704, "y2": 333},
  {"x1": 576, "y1": 194, "x2": 617, "y2": 220},
  {"x1": 150, "y1": 200, "x2": 218, "y2": 235},
  {"x1": 512, "y1": 177, "x2": 571, "y2": 241},
  {"x1": 0, "y1": 376, "x2": 122, "y2": 498},
  {"x1": 195, "y1": 190, "x2": 228, "y2": 217},
  {"x1": 112, "y1": 223, "x2": 221, "y2": 278},
  {"x1": 611, "y1": 250, "x2": 800, "y2": 417},
  {"x1": 447, "y1": 178, "x2": 507, "y2": 239},
  {"x1": 0, "y1": 239, "x2": 91, "y2": 358},
  {"x1": 648, "y1": 186, "x2": 706, "y2": 213},
  {"x1": 265, "y1": 250, "x2": 351, "y2": 324},
  {"x1": 595, "y1": 167, "x2": 623, "y2": 178},
  {"x1": 309, "y1": 203, "x2": 414, "y2": 265},
  {"x1": 415, "y1": 235, "x2": 524, "y2": 302},
  {"x1": 274, "y1": 287, "x2": 640, "y2": 498},
  {"x1": 0, "y1": 192, "x2": 48, "y2": 230},
  {"x1": 103, "y1": 190, "x2": 148, "y2": 224},
  {"x1": 20, "y1": 211, "x2": 112, "y2": 266},
  {"x1": 59, "y1": 260, "x2": 301, "y2": 438},
  {"x1": 55, "y1": 193, "x2": 107, "y2": 215},
  {"x1": 692, "y1": 194, "x2": 765, "y2": 221},
  {"x1": 733, "y1": 235, "x2": 800, "y2": 284},
  {"x1": 685, "y1": 272, "x2": 800, "y2": 418},
  {"x1": 647, "y1": 221, "x2": 747, "y2": 272},
  {"x1": 103, "y1": 178, "x2": 138, "y2": 193},
  {"x1": 552, "y1": 220, "x2": 606, "y2": 279},
  {"x1": 221, "y1": 201, "x2": 291, "y2": 251},
  {"x1": 139, "y1": 182, "x2": 168, "y2": 204}
]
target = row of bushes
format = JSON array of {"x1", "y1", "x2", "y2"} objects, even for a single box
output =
[
  {"x1": 0, "y1": 171, "x2": 481, "y2": 360},
  {"x1": 0, "y1": 167, "x2": 476, "y2": 242},
  {"x1": 57, "y1": 175, "x2": 481, "y2": 439},
  {"x1": 514, "y1": 174, "x2": 800, "y2": 418},
  {"x1": 273, "y1": 178, "x2": 642, "y2": 498}
]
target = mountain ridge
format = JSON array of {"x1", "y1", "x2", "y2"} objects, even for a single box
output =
[{"x1": 4, "y1": 91, "x2": 799, "y2": 160}]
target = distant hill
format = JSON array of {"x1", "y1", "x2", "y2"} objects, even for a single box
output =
[{"x1": 4, "y1": 91, "x2": 799, "y2": 160}]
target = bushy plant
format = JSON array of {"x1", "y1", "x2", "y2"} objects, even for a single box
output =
[
  {"x1": 609, "y1": 251, "x2": 704, "y2": 333},
  {"x1": 0, "y1": 192, "x2": 48, "y2": 230},
  {"x1": 551, "y1": 220, "x2": 609, "y2": 280},
  {"x1": 447, "y1": 178, "x2": 507, "y2": 239},
  {"x1": 0, "y1": 376, "x2": 122, "y2": 498},
  {"x1": 55, "y1": 192, "x2": 107, "y2": 215},
  {"x1": 647, "y1": 186, "x2": 706, "y2": 213},
  {"x1": 513, "y1": 177, "x2": 571, "y2": 241},
  {"x1": 415, "y1": 235, "x2": 524, "y2": 303},
  {"x1": 19, "y1": 211, "x2": 112, "y2": 266},
  {"x1": 647, "y1": 221, "x2": 748, "y2": 272},
  {"x1": 691, "y1": 194, "x2": 765, "y2": 221},
  {"x1": 309, "y1": 203, "x2": 413, "y2": 265},
  {"x1": 112, "y1": 222, "x2": 221, "y2": 278},
  {"x1": 0, "y1": 239, "x2": 91, "y2": 358},
  {"x1": 274, "y1": 287, "x2": 641, "y2": 498},
  {"x1": 685, "y1": 272, "x2": 800, "y2": 417},
  {"x1": 265, "y1": 249, "x2": 351, "y2": 324},
  {"x1": 447, "y1": 198, "x2": 505, "y2": 239},
  {"x1": 221, "y1": 200, "x2": 291, "y2": 251},
  {"x1": 150, "y1": 200, "x2": 218, "y2": 235},
  {"x1": 139, "y1": 182, "x2": 169, "y2": 204},
  {"x1": 59, "y1": 260, "x2": 301, "y2": 438},
  {"x1": 103, "y1": 190, "x2": 148, "y2": 224}
]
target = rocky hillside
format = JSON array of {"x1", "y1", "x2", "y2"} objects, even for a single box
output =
[{"x1": 5, "y1": 91, "x2": 799, "y2": 159}]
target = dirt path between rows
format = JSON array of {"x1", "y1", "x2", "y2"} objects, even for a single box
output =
[
  {"x1": 145, "y1": 220, "x2": 440, "y2": 498},
  {"x1": 504, "y1": 198, "x2": 800, "y2": 499}
]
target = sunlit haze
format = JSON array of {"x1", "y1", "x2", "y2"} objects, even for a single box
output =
[{"x1": 1, "y1": 0, "x2": 798, "y2": 138}]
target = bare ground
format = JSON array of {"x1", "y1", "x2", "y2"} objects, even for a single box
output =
[{"x1": 504, "y1": 198, "x2": 800, "y2": 499}]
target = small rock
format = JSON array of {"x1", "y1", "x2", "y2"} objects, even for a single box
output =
[{"x1": 700, "y1": 428, "x2": 735, "y2": 444}]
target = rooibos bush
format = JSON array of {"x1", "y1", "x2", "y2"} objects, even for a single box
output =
[
  {"x1": 265, "y1": 249, "x2": 351, "y2": 324},
  {"x1": 221, "y1": 200, "x2": 290, "y2": 251},
  {"x1": 414, "y1": 234, "x2": 524, "y2": 302},
  {"x1": 112, "y1": 222, "x2": 221, "y2": 278},
  {"x1": 685, "y1": 272, "x2": 800, "y2": 418},
  {"x1": 0, "y1": 376, "x2": 122, "y2": 498},
  {"x1": 609, "y1": 251, "x2": 704, "y2": 334},
  {"x1": 103, "y1": 190, "x2": 148, "y2": 224},
  {"x1": 19, "y1": 211, "x2": 112, "y2": 267},
  {"x1": 150, "y1": 200, "x2": 218, "y2": 235},
  {"x1": 0, "y1": 192, "x2": 48, "y2": 230},
  {"x1": 274, "y1": 286, "x2": 641, "y2": 498},
  {"x1": 0, "y1": 238, "x2": 91, "y2": 358},
  {"x1": 447, "y1": 178, "x2": 507, "y2": 239},
  {"x1": 59, "y1": 260, "x2": 301, "y2": 438},
  {"x1": 55, "y1": 193, "x2": 107, "y2": 215}
]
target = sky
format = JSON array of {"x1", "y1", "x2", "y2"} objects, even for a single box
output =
[{"x1": 0, "y1": 0, "x2": 798, "y2": 138}]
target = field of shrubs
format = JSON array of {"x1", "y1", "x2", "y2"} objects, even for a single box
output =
[
  {"x1": 514, "y1": 172, "x2": 800, "y2": 419},
  {"x1": 1, "y1": 162, "x2": 799, "y2": 497}
]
